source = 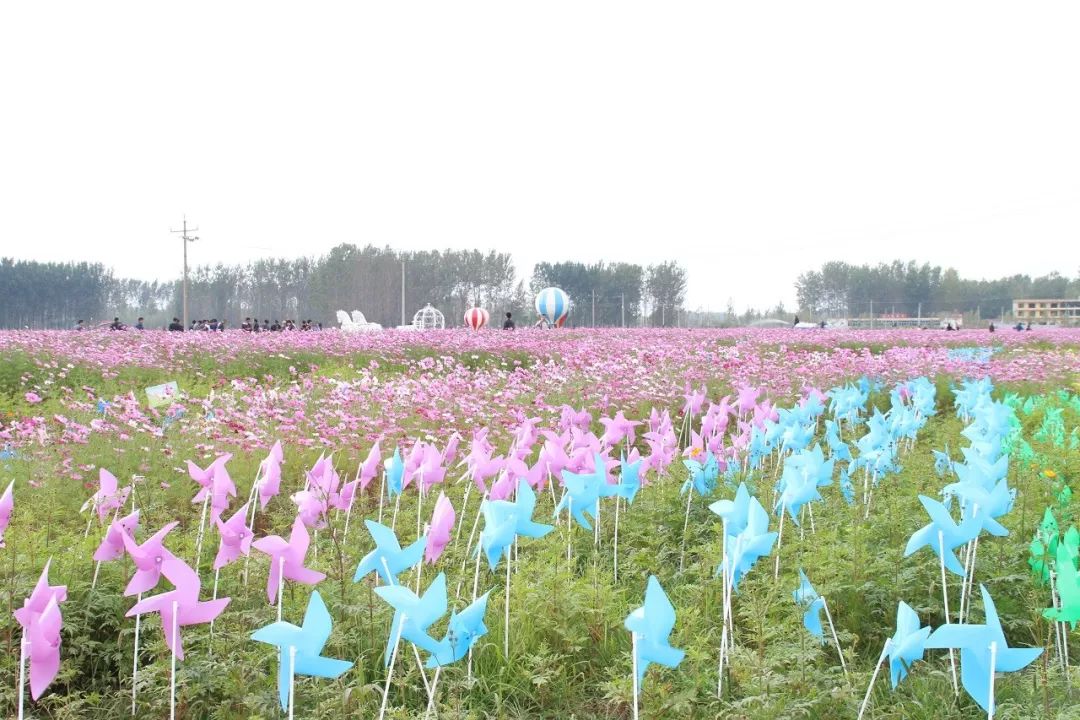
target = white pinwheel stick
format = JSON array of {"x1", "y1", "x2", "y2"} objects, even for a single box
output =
[
  {"x1": 857, "y1": 639, "x2": 891, "y2": 720},
  {"x1": 938, "y1": 530, "x2": 960, "y2": 695}
]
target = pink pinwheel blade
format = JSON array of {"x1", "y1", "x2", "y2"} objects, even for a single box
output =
[{"x1": 28, "y1": 599, "x2": 62, "y2": 700}]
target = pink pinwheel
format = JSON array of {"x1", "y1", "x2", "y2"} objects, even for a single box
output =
[
  {"x1": 81, "y1": 469, "x2": 131, "y2": 522},
  {"x1": 331, "y1": 476, "x2": 360, "y2": 512},
  {"x1": 683, "y1": 385, "x2": 707, "y2": 417},
  {"x1": 644, "y1": 429, "x2": 676, "y2": 478},
  {"x1": 570, "y1": 428, "x2": 603, "y2": 454},
  {"x1": 187, "y1": 453, "x2": 232, "y2": 497},
  {"x1": 466, "y1": 451, "x2": 504, "y2": 494},
  {"x1": 714, "y1": 395, "x2": 734, "y2": 422},
  {"x1": 457, "y1": 432, "x2": 490, "y2": 474},
  {"x1": 403, "y1": 441, "x2": 427, "y2": 486},
  {"x1": 306, "y1": 455, "x2": 340, "y2": 499},
  {"x1": 93, "y1": 509, "x2": 140, "y2": 563},
  {"x1": 559, "y1": 405, "x2": 592, "y2": 432},
  {"x1": 503, "y1": 454, "x2": 530, "y2": 483},
  {"x1": 0, "y1": 479, "x2": 13, "y2": 547},
  {"x1": 358, "y1": 439, "x2": 382, "y2": 490},
  {"x1": 257, "y1": 441, "x2": 284, "y2": 510},
  {"x1": 292, "y1": 455, "x2": 339, "y2": 527},
  {"x1": 213, "y1": 502, "x2": 253, "y2": 570},
  {"x1": 681, "y1": 430, "x2": 705, "y2": 459},
  {"x1": 291, "y1": 488, "x2": 329, "y2": 529},
  {"x1": 425, "y1": 492, "x2": 456, "y2": 564},
  {"x1": 125, "y1": 549, "x2": 230, "y2": 660},
  {"x1": 121, "y1": 522, "x2": 180, "y2": 596},
  {"x1": 512, "y1": 416, "x2": 542, "y2": 449},
  {"x1": 600, "y1": 411, "x2": 640, "y2": 448},
  {"x1": 520, "y1": 461, "x2": 542, "y2": 491},
  {"x1": 489, "y1": 472, "x2": 516, "y2": 501},
  {"x1": 14, "y1": 560, "x2": 67, "y2": 630},
  {"x1": 539, "y1": 433, "x2": 572, "y2": 476},
  {"x1": 441, "y1": 433, "x2": 461, "y2": 467},
  {"x1": 253, "y1": 516, "x2": 326, "y2": 604},
  {"x1": 413, "y1": 443, "x2": 447, "y2": 493},
  {"x1": 26, "y1": 596, "x2": 62, "y2": 700},
  {"x1": 735, "y1": 384, "x2": 760, "y2": 416},
  {"x1": 189, "y1": 454, "x2": 235, "y2": 521}
]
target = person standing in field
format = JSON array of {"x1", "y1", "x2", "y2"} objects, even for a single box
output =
[{"x1": 503, "y1": 312, "x2": 515, "y2": 330}]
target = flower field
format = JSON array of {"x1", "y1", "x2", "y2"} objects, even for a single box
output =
[{"x1": 0, "y1": 327, "x2": 1078, "y2": 719}]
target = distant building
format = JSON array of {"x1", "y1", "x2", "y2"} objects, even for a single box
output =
[{"x1": 1012, "y1": 299, "x2": 1080, "y2": 324}]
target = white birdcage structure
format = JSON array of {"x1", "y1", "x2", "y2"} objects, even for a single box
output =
[{"x1": 412, "y1": 304, "x2": 445, "y2": 330}]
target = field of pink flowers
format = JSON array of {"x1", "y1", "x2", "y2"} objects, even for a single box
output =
[{"x1": 4, "y1": 328, "x2": 1078, "y2": 459}]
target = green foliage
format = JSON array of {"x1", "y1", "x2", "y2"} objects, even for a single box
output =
[{"x1": 1, "y1": 359, "x2": 1078, "y2": 717}]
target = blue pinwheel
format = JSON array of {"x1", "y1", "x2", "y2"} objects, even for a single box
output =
[
  {"x1": 932, "y1": 445, "x2": 953, "y2": 478},
  {"x1": 925, "y1": 584, "x2": 1042, "y2": 712},
  {"x1": 556, "y1": 458, "x2": 607, "y2": 530},
  {"x1": 353, "y1": 520, "x2": 426, "y2": 584},
  {"x1": 426, "y1": 592, "x2": 492, "y2": 668},
  {"x1": 774, "y1": 445, "x2": 833, "y2": 525},
  {"x1": 838, "y1": 466, "x2": 855, "y2": 505},
  {"x1": 825, "y1": 420, "x2": 853, "y2": 463},
  {"x1": 709, "y1": 483, "x2": 752, "y2": 537},
  {"x1": 507, "y1": 479, "x2": 554, "y2": 539},
  {"x1": 615, "y1": 454, "x2": 643, "y2": 503},
  {"x1": 251, "y1": 590, "x2": 353, "y2": 710},
  {"x1": 479, "y1": 480, "x2": 553, "y2": 569},
  {"x1": 904, "y1": 495, "x2": 979, "y2": 576},
  {"x1": 681, "y1": 452, "x2": 718, "y2": 496},
  {"x1": 385, "y1": 448, "x2": 405, "y2": 497},
  {"x1": 887, "y1": 601, "x2": 931, "y2": 687},
  {"x1": 942, "y1": 477, "x2": 1014, "y2": 538},
  {"x1": 624, "y1": 575, "x2": 685, "y2": 685},
  {"x1": 793, "y1": 569, "x2": 826, "y2": 641},
  {"x1": 374, "y1": 572, "x2": 449, "y2": 664},
  {"x1": 478, "y1": 499, "x2": 517, "y2": 569},
  {"x1": 721, "y1": 495, "x2": 777, "y2": 590}
]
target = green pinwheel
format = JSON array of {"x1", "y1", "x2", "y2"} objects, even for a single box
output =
[{"x1": 1044, "y1": 533, "x2": 1080, "y2": 630}]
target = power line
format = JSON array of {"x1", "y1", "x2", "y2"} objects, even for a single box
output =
[{"x1": 168, "y1": 218, "x2": 198, "y2": 330}]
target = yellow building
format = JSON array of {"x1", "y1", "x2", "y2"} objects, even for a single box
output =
[{"x1": 1012, "y1": 298, "x2": 1080, "y2": 324}]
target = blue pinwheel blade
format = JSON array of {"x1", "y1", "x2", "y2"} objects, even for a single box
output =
[
  {"x1": 365, "y1": 520, "x2": 402, "y2": 551},
  {"x1": 296, "y1": 655, "x2": 353, "y2": 679},
  {"x1": 803, "y1": 598, "x2": 825, "y2": 640},
  {"x1": 397, "y1": 537, "x2": 428, "y2": 573},
  {"x1": 252, "y1": 621, "x2": 300, "y2": 646},
  {"x1": 300, "y1": 591, "x2": 334, "y2": 651},
  {"x1": 648, "y1": 642, "x2": 686, "y2": 669}
]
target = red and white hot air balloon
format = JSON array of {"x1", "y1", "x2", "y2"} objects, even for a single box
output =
[{"x1": 464, "y1": 307, "x2": 489, "y2": 330}]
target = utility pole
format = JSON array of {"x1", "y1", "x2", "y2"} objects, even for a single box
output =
[
  {"x1": 621, "y1": 293, "x2": 625, "y2": 328},
  {"x1": 170, "y1": 217, "x2": 198, "y2": 330},
  {"x1": 591, "y1": 290, "x2": 596, "y2": 327},
  {"x1": 869, "y1": 299, "x2": 873, "y2": 329},
  {"x1": 401, "y1": 260, "x2": 406, "y2": 327}
]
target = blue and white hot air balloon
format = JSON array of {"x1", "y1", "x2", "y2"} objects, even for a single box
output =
[{"x1": 535, "y1": 287, "x2": 570, "y2": 327}]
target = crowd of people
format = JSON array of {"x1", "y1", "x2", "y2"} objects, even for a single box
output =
[{"x1": 74, "y1": 317, "x2": 324, "y2": 332}]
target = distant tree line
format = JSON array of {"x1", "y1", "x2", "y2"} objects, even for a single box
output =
[
  {"x1": 0, "y1": 248, "x2": 689, "y2": 329},
  {"x1": 795, "y1": 260, "x2": 1080, "y2": 319}
]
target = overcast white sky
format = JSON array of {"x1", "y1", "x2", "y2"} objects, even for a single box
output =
[{"x1": 2, "y1": 2, "x2": 1078, "y2": 311}]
